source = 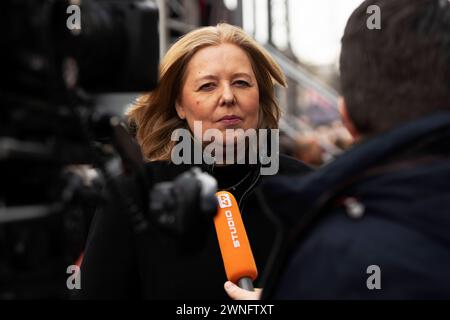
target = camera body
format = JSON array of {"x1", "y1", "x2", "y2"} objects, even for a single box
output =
[{"x1": 1, "y1": 0, "x2": 159, "y2": 96}]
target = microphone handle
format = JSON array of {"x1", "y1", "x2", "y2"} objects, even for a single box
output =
[{"x1": 238, "y1": 277, "x2": 255, "y2": 291}]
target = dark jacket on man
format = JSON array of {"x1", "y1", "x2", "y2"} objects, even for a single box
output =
[{"x1": 262, "y1": 113, "x2": 450, "y2": 299}]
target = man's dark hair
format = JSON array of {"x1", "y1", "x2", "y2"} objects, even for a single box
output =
[{"x1": 340, "y1": 0, "x2": 450, "y2": 135}]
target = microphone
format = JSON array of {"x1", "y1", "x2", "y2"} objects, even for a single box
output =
[{"x1": 214, "y1": 191, "x2": 258, "y2": 291}]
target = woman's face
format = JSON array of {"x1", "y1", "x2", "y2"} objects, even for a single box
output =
[{"x1": 176, "y1": 43, "x2": 260, "y2": 143}]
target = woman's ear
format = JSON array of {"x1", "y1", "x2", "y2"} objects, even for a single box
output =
[
  {"x1": 338, "y1": 97, "x2": 360, "y2": 140},
  {"x1": 175, "y1": 101, "x2": 186, "y2": 120}
]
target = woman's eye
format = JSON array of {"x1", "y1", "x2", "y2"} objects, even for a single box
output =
[
  {"x1": 199, "y1": 83, "x2": 215, "y2": 91},
  {"x1": 234, "y1": 80, "x2": 250, "y2": 87}
]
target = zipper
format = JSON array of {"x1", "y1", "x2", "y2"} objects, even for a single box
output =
[{"x1": 238, "y1": 165, "x2": 261, "y2": 211}]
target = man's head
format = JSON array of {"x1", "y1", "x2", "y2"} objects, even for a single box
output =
[{"x1": 339, "y1": 0, "x2": 450, "y2": 138}]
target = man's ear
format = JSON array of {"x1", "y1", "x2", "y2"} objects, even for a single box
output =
[
  {"x1": 338, "y1": 97, "x2": 360, "y2": 140},
  {"x1": 175, "y1": 101, "x2": 186, "y2": 120}
]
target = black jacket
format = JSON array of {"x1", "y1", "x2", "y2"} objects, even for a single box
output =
[
  {"x1": 76, "y1": 154, "x2": 311, "y2": 299},
  {"x1": 262, "y1": 113, "x2": 450, "y2": 299}
]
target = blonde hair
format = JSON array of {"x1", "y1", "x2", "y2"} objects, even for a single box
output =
[{"x1": 127, "y1": 23, "x2": 286, "y2": 161}]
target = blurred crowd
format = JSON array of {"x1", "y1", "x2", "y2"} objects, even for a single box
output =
[{"x1": 280, "y1": 119, "x2": 354, "y2": 167}]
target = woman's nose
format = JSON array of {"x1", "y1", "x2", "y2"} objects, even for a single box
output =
[{"x1": 219, "y1": 84, "x2": 236, "y2": 106}]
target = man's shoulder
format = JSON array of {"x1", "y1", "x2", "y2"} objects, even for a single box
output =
[
  {"x1": 274, "y1": 204, "x2": 450, "y2": 298},
  {"x1": 278, "y1": 154, "x2": 313, "y2": 176}
]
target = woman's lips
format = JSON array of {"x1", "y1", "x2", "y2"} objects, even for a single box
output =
[{"x1": 218, "y1": 115, "x2": 242, "y2": 125}]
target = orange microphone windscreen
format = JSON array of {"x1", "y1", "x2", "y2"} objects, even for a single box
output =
[{"x1": 214, "y1": 191, "x2": 258, "y2": 284}]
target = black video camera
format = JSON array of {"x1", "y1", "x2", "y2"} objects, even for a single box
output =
[{"x1": 0, "y1": 0, "x2": 217, "y2": 299}]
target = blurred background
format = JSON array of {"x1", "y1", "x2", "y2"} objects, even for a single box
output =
[{"x1": 106, "y1": 0, "x2": 364, "y2": 167}]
